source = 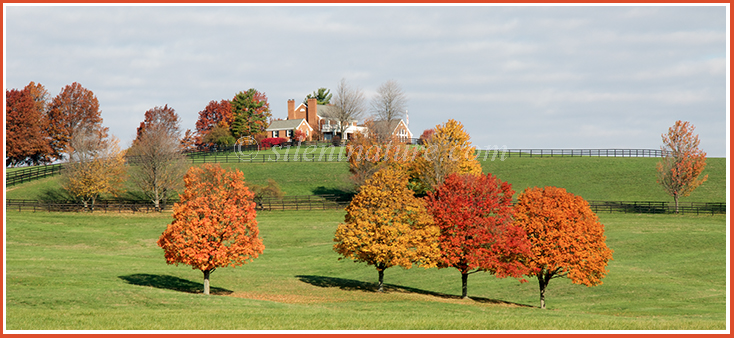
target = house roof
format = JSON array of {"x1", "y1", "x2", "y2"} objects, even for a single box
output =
[
  {"x1": 370, "y1": 119, "x2": 411, "y2": 134},
  {"x1": 266, "y1": 119, "x2": 312, "y2": 131}
]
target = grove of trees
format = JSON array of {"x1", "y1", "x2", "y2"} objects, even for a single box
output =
[{"x1": 5, "y1": 81, "x2": 107, "y2": 165}]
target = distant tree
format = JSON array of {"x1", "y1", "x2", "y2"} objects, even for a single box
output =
[
  {"x1": 303, "y1": 87, "x2": 332, "y2": 105},
  {"x1": 203, "y1": 124, "x2": 236, "y2": 149},
  {"x1": 157, "y1": 164, "x2": 264, "y2": 295},
  {"x1": 334, "y1": 167, "x2": 440, "y2": 292},
  {"x1": 412, "y1": 119, "x2": 482, "y2": 193},
  {"x1": 128, "y1": 105, "x2": 188, "y2": 211},
  {"x1": 514, "y1": 186, "x2": 614, "y2": 309},
  {"x1": 656, "y1": 120, "x2": 708, "y2": 213},
  {"x1": 425, "y1": 173, "x2": 531, "y2": 299},
  {"x1": 329, "y1": 135, "x2": 341, "y2": 147},
  {"x1": 195, "y1": 100, "x2": 233, "y2": 149},
  {"x1": 62, "y1": 125, "x2": 126, "y2": 211},
  {"x1": 327, "y1": 79, "x2": 365, "y2": 139},
  {"x1": 293, "y1": 129, "x2": 308, "y2": 142},
  {"x1": 5, "y1": 87, "x2": 52, "y2": 166},
  {"x1": 46, "y1": 82, "x2": 107, "y2": 160},
  {"x1": 346, "y1": 127, "x2": 417, "y2": 190},
  {"x1": 418, "y1": 128, "x2": 434, "y2": 145},
  {"x1": 370, "y1": 80, "x2": 407, "y2": 123},
  {"x1": 180, "y1": 129, "x2": 198, "y2": 153},
  {"x1": 230, "y1": 89, "x2": 272, "y2": 139}
]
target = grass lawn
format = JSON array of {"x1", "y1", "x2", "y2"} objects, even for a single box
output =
[
  {"x1": 5, "y1": 210, "x2": 726, "y2": 330},
  {"x1": 5, "y1": 157, "x2": 725, "y2": 203}
]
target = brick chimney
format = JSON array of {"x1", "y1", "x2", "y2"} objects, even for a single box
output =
[
  {"x1": 307, "y1": 97, "x2": 318, "y2": 132},
  {"x1": 287, "y1": 99, "x2": 295, "y2": 120}
]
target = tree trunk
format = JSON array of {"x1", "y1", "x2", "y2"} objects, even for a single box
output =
[
  {"x1": 461, "y1": 272, "x2": 469, "y2": 299},
  {"x1": 674, "y1": 193, "x2": 679, "y2": 214},
  {"x1": 538, "y1": 272, "x2": 549, "y2": 309},
  {"x1": 203, "y1": 269, "x2": 212, "y2": 295},
  {"x1": 377, "y1": 268, "x2": 385, "y2": 292}
]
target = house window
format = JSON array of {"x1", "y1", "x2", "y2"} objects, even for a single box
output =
[{"x1": 287, "y1": 130, "x2": 293, "y2": 138}]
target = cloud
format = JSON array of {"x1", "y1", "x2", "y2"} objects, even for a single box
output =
[{"x1": 4, "y1": 5, "x2": 727, "y2": 156}]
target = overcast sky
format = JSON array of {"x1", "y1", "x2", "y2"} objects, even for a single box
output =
[{"x1": 4, "y1": 5, "x2": 728, "y2": 157}]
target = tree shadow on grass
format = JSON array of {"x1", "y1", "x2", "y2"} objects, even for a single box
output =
[
  {"x1": 295, "y1": 275, "x2": 535, "y2": 308},
  {"x1": 119, "y1": 274, "x2": 233, "y2": 295},
  {"x1": 311, "y1": 186, "x2": 355, "y2": 199}
]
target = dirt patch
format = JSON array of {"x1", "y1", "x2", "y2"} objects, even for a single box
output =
[{"x1": 229, "y1": 291, "x2": 330, "y2": 304}]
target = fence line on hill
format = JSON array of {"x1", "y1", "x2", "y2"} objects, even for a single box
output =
[
  {"x1": 186, "y1": 148, "x2": 666, "y2": 164},
  {"x1": 6, "y1": 197, "x2": 724, "y2": 215},
  {"x1": 5, "y1": 164, "x2": 64, "y2": 186}
]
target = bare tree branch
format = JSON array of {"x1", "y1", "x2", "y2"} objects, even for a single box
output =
[{"x1": 327, "y1": 78, "x2": 366, "y2": 140}]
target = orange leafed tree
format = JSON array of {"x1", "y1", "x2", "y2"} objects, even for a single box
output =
[
  {"x1": 513, "y1": 186, "x2": 614, "y2": 309},
  {"x1": 6, "y1": 86, "x2": 52, "y2": 166},
  {"x1": 157, "y1": 164, "x2": 264, "y2": 295},
  {"x1": 46, "y1": 82, "x2": 107, "y2": 160},
  {"x1": 333, "y1": 167, "x2": 440, "y2": 292},
  {"x1": 425, "y1": 173, "x2": 531, "y2": 299},
  {"x1": 656, "y1": 120, "x2": 708, "y2": 213}
]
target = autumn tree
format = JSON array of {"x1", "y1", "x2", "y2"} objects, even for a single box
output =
[
  {"x1": 157, "y1": 164, "x2": 264, "y2": 295},
  {"x1": 304, "y1": 87, "x2": 332, "y2": 105},
  {"x1": 195, "y1": 100, "x2": 233, "y2": 149},
  {"x1": 230, "y1": 89, "x2": 272, "y2": 139},
  {"x1": 128, "y1": 105, "x2": 188, "y2": 211},
  {"x1": 5, "y1": 86, "x2": 52, "y2": 166},
  {"x1": 180, "y1": 129, "x2": 198, "y2": 153},
  {"x1": 425, "y1": 173, "x2": 531, "y2": 299},
  {"x1": 418, "y1": 128, "x2": 434, "y2": 145},
  {"x1": 326, "y1": 78, "x2": 366, "y2": 139},
  {"x1": 46, "y1": 82, "x2": 107, "y2": 160},
  {"x1": 514, "y1": 186, "x2": 614, "y2": 309},
  {"x1": 345, "y1": 128, "x2": 420, "y2": 190},
  {"x1": 334, "y1": 167, "x2": 440, "y2": 292},
  {"x1": 413, "y1": 119, "x2": 482, "y2": 192},
  {"x1": 656, "y1": 120, "x2": 708, "y2": 213},
  {"x1": 61, "y1": 125, "x2": 126, "y2": 211}
]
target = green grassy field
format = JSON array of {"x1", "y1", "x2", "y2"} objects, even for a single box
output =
[
  {"x1": 5, "y1": 210, "x2": 726, "y2": 330},
  {"x1": 6, "y1": 157, "x2": 726, "y2": 203}
]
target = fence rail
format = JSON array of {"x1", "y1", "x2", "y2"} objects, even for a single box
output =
[
  {"x1": 185, "y1": 148, "x2": 667, "y2": 164},
  {"x1": 5, "y1": 194, "x2": 352, "y2": 213},
  {"x1": 481, "y1": 149, "x2": 665, "y2": 159},
  {"x1": 5, "y1": 164, "x2": 64, "y2": 186},
  {"x1": 587, "y1": 201, "x2": 726, "y2": 215},
  {"x1": 7, "y1": 197, "x2": 724, "y2": 215}
]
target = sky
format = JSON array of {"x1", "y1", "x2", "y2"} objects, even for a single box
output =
[{"x1": 4, "y1": 5, "x2": 729, "y2": 157}]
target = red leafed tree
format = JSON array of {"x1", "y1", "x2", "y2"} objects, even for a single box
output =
[
  {"x1": 424, "y1": 173, "x2": 531, "y2": 299},
  {"x1": 157, "y1": 163, "x2": 265, "y2": 295},
  {"x1": 513, "y1": 186, "x2": 614, "y2": 309},
  {"x1": 195, "y1": 100, "x2": 234, "y2": 149},
  {"x1": 46, "y1": 82, "x2": 107, "y2": 160},
  {"x1": 656, "y1": 120, "x2": 708, "y2": 213},
  {"x1": 6, "y1": 87, "x2": 52, "y2": 166},
  {"x1": 418, "y1": 128, "x2": 434, "y2": 145}
]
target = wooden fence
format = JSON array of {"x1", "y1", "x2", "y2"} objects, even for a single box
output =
[
  {"x1": 587, "y1": 201, "x2": 725, "y2": 215},
  {"x1": 6, "y1": 194, "x2": 351, "y2": 213},
  {"x1": 185, "y1": 148, "x2": 667, "y2": 164},
  {"x1": 5, "y1": 164, "x2": 64, "y2": 186},
  {"x1": 7, "y1": 197, "x2": 724, "y2": 215}
]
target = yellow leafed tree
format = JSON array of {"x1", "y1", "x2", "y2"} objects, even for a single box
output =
[
  {"x1": 412, "y1": 119, "x2": 482, "y2": 192},
  {"x1": 62, "y1": 125, "x2": 126, "y2": 211},
  {"x1": 333, "y1": 166, "x2": 440, "y2": 292}
]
